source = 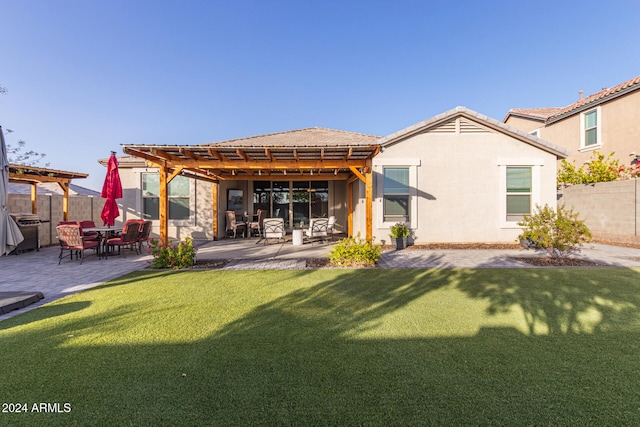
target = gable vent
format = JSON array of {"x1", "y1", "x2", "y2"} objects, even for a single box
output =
[
  {"x1": 459, "y1": 118, "x2": 489, "y2": 133},
  {"x1": 426, "y1": 118, "x2": 457, "y2": 133}
]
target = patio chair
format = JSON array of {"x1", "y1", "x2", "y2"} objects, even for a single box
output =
[
  {"x1": 137, "y1": 220, "x2": 153, "y2": 252},
  {"x1": 225, "y1": 210, "x2": 246, "y2": 239},
  {"x1": 248, "y1": 209, "x2": 267, "y2": 237},
  {"x1": 304, "y1": 218, "x2": 329, "y2": 244},
  {"x1": 56, "y1": 224, "x2": 100, "y2": 264},
  {"x1": 79, "y1": 220, "x2": 99, "y2": 242},
  {"x1": 327, "y1": 216, "x2": 336, "y2": 241},
  {"x1": 106, "y1": 221, "x2": 141, "y2": 257},
  {"x1": 262, "y1": 218, "x2": 286, "y2": 244}
]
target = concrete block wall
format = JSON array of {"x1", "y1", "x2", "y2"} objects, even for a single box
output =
[
  {"x1": 558, "y1": 179, "x2": 639, "y2": 245},
  {"x1": 8, "y1": 194, "x2": 105, "y2": 247}
]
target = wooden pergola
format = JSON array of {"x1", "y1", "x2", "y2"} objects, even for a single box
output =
[
  {"x1": 122, "y1": 127, "x2": 381, "y2": 243},
  {"x1": 9, "y1": 164, "x2": 89, "y2": 220}
]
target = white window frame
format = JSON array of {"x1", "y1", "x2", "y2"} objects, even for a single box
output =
[
  {"x1": 579, "y1": 106, "x2": 602, "y2": 152},
  {"x1": 497, "y1": 159, "x2": 543, "y2": 228},
  {"x1": 134, "y1": 168, "x2": 196, "y2": 227},
  {"x1": 529, "y1": 128, "x2": 541, "y2": 138},
  {"x1": 373, "y1": 158, "x2": 420, "y2": 230}
]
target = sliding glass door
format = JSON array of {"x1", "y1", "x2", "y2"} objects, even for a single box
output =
[{"x1": 253, "y1": 180, "x2": 328, "y2": 230}]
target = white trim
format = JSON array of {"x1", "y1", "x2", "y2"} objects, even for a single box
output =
[
  {"x1": 498, "y1": 160, "x2": 542, "y2": 229},
  {"x1": 136, "y1": 168, "x2": 196, "y2": 227},
  {"x1": 374, "y1": 159, "x2": 420, "y2": 230},
  {"x1": 579, "y1": 106, "x2": 602, "y2": 151}
]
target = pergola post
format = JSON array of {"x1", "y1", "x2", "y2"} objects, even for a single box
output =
[
  {"x1": 30, "y1": 183, "x2": 37, "y2": 214},
  {"x1": 212, "y1": 181, "x2": 218, "y2": 240},
  {"x1": 365, "y1": 162, "x2": 373, "y2": 241},
  {"x1": 347, "y1": 181, "x2": 353, "y2": 237},
  {"x1": 159, "y1": 164, "x2": 168, "y2": 243},
  {"x1": 60, "y1": 182, "x2": 69, "y2": 221}
]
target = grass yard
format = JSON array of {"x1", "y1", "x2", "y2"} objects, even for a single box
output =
[{"x1": 2, "y1": 267, "x2": 640, "y2": 425}]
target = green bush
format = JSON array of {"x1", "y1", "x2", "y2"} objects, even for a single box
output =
[
  {"x1": 149, "y1": 237, "x2": 197, "y2": 269},
  {"x1": 558, "y1": 151, "x2": 640, "y2": 185},
  {"x1": 518, "y1": 204, "x2": 592, "y2": 259},
  {"x1": 328, "y1": 233, "x2": 383, "y2": 267},
  {"x1": 389, "y1": 222, "x2": 410, "y2": 238}
]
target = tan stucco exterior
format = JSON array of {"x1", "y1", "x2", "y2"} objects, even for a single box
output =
[
  {"x1": 505, "y1": 86, "x2": 640, "y2": 167},
  {"x1": 372, "y1": 115, "x2": 560, "y2": 244},
  {"x1": 115, "y1": 107, "x2": 565, "y2": 244}
]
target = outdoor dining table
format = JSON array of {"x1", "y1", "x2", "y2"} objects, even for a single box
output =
[{"x1": 82, "y1": 226, "x2": 120, "y2": 258}]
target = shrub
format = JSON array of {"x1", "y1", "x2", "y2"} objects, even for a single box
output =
[
  {"x1": 149, "y1": 237, "x2": 197, "y2": 269},
  {"x1": 518, "y1": 204, "x2": 592, "y2": 259},
  {"x1": 389, "y1": 222, "x2": 410, "y2": 238},
  {"x1": 328, "y1": 233, "x2": 383, "y2": 267},
  {"x1": 558, "y1": 151, "x2": 640, "y2": 185}
]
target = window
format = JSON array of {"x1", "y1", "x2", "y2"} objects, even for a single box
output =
[
  {"x1": 580, "y1": 107, "x2": 601, "y2": 150},
  {"x1": 506, "y1": 167, "x2": 532, "y2": 222},
  {"x1": 529, "y1": 129, "x2": 540, "y2": 138},
  {"x1": 383, "y1": 167, "x2": 409, "y2": 222},
  {"x1": 142, "y1": 173, "x2": 190, "y2": 220}
]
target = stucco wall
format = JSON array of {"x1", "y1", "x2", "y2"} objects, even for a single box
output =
[
  {"x1": 558, "y1": 179, "x2": 640, "y2": 244},
  {"x1": 7, "y1": 194, "x2": 105, "y2": 247},
  {"x1": 508, "y1": 91, "x2": 640, "y2": 168},
  {"x1": 116, "y1": 168, "x2": 216, "y2": 241},
  {"x1": 373, "y1": 126, "x2": 559, "y2": 244}
]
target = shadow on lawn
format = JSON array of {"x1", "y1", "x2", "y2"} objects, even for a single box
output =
[
  {"x1": 2, "y1": 266, "x2": 640, "y2": 425},
  {"x1": 456, "y1": 267, "x2": 640, "y2": 335}
]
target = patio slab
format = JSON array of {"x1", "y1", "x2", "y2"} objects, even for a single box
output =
[{"x1": 194, "y1": 237, "x2": 336, "y2": 262}]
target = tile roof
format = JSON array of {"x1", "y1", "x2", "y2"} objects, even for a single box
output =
[
  {"x1": 505, "y1": 107, "x2": 564, "y2": 121},
  {"x1": 206, "y1": 127, "x2": 380, "y2": 147},
  {"x1": 547, "y1": 74, "x2": 640, "y2": 122},
  {"x1": 380, "y1": 106, "x2": 569, "y2": 158},
  {"x1": 505, "y1": 74, "x2": 640, "y2": 124}
]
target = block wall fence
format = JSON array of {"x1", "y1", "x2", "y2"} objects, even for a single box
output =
[
  {"x1": 7, "y1": 194, "x2": 106, "y2": 247},
  {"x1": 558, "y1": 178, "x2": 640, "y2": 245}
]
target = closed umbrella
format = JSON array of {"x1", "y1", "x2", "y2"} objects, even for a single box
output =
[
  {"x1": 100, "y1": 152, "x2": 123, "y2": 226},
  {"x1": 1, "y1": 126, "x2": 24, "y2": 255}
]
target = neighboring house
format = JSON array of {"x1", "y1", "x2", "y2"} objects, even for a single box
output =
[
  {"x1": 116, "y1": 107, "x2": 567, "y2": 244},
  {"x1": 504, "y1": 75, "x2": 640, "y2": 166},
  {"x1": 8, "y1": 182, "x2": 100, "y2": 196}
]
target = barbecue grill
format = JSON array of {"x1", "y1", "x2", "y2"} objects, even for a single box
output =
[{"x1": 10, "y1": 213, "x2": 41, "y2": 254}]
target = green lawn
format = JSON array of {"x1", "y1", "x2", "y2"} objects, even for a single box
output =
[{"x1": 2, "y1": 267, "x2": 640, "y2": 426}]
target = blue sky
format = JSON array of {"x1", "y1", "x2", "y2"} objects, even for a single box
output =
[{"x1": 2, "y1": 0, "x2": 640, "y2": 191}]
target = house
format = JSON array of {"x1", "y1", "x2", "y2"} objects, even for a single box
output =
[
  {"x1": 503, "y1": 75, "x2": 640, "y2": 167},
  {"x1": 116, "y1": 107, "x2": 567, "y2": 244},
  {"x1": 8, "y1": 182, "x2": 99, "y2": 197}
]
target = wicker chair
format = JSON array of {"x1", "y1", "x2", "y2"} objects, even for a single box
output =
[
  {"x1": 248, "y1": 209, "x2": 267, "y2": 237},
  {"x1": 225, "y1": 210, "x2": 246, "y2": 239},
  {"x1": 56, "y1": 224, "x2": 100, "y2": 264}
]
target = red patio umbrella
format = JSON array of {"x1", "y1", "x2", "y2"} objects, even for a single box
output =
[{"x1": 100, "y1": 152, "x2": 123, "y2": 226}]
